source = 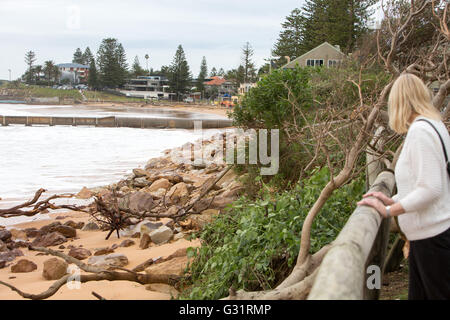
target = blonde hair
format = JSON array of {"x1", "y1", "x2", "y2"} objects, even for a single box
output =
[{"x1": 388, "y1": 73, "x2": 441, "y2": 134}]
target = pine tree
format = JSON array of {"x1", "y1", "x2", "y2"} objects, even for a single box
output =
[
  {"x1": 24, "y1": 50, "x2": 36, "y2": 84},
  {"x1": 241, "y1": 42, "x2": 257, "y2": 83},
  {"x1": 167, "y1": 45, "x2": 192, "y2": 101},
  {"x1": 210, "y1": 67, "x2": 218, "y2": 77},
  {"x1": 273, "y1": 0, "x2": 377, "y2": 59},
  {"x1": 272, "y1": 8, "x2": 306, "y2": 61},
  {"x1": 96, "y1": 38, "x2": 128, "y2": 88},
  {"x1": 88, "y1": 59, "x2": 99, "y2": 89},
  {"x1": 197, "y1": 56, "x2": 208, "y2": 94},
  {"x1": 82, "y1": 47, "x2": 94, "y2": 65},
  {"x1": 73, "y1": 48, "x2": 84, "y2": 64},
  {"x1": 218, "y1": 68, "x2": 225, "y2": 77},
  {"x1": 115, "y1": 43, "x2": 128, "y2": 86},
  {"x1": 131, "y1": 56, "x2": 146, "y2": 77}
]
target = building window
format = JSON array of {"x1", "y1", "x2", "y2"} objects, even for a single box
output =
[
  {"x1": 306, "y1": 59, "x2": 324, "y2": 67},
  {"x1": 328, "y1": 60, "x2": 339, "y2": 67}
]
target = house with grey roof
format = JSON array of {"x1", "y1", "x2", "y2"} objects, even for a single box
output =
[
  {"x1": 57, "y1": 63, "x2": 90, "y2": 84},
  {"x1": 282, "y1": 42, "x2": 347, "y2": 69}
]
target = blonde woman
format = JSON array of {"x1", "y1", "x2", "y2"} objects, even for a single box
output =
[{"x1": 357, "y1": 73, "x2": 450, "y2": 300}]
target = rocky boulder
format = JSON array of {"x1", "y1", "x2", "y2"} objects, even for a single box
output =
[
  {"x1": 88, "y1": 253, "x2": 129, "y2": 268},
  {"x1": 166, "y1": 182, "x2": 190, "y2": 205},
  {"x1": 119, "y1": 239, "x2": 135, "y2": 248},
  {"x1": 42, "y1": 258, "x2": 68, "y2": 280},
  {"x1": 53, "y1": 225, "x2": 76, "y2": 238},
  {"x1": 81, "y1": 222, "x2": 100, "y2": 231},
  {"x1": 146, "y1": 178, "x2": 172, "y2": 192},
  {"x1": 64, "y1": 220, "x2": 85, "y2": 230},
  {"x1": 119, "y1": 192, "x2": 154, "y2": 212},
  {"x1": 68, "y1": 247, "x2": 92, "y2": 260},
  {"x1": 133, "y1": 168, "x2": 148, "y2": 178},
  {"x1": 140, "y1": 222, "x2": 164, "y2": 235},
  {"x1": 9, "y1": 229, "x2": 28, "y2": 241},
  {"x1": 139, "y1": 233, "x2": 151, "y2": 249},
  {"x1": 149, "y1": 226, "x2": 173, "y2": 245},
  {"x1": 0, "y1": 229, "x2": 12, "y2": 242},
  {"x1": 93, "y1": 247, "x2": 115, "y2": 256},
  {"x1": 0, "y1": 240, "x2": 7, "y2": 252},
  {"x1": 133, "y1": 177, "x2": 151, "y2": 188},
  {"x1": 76, "y1": 187, "x2": 94, "y2": 199},
  {"x1": 11, "y1": 259, "x2": 37, "y2": 273},
  {"x1": 24, "y1": 228, "x2": 39, "y2": 238},
  {"x1": 31, "y1": 232, "x2": 67, "y2": 247}
]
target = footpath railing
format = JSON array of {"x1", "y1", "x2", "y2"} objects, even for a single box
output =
[{"x1": 308, "y1": 170, "x2": 396, "y2": 299}]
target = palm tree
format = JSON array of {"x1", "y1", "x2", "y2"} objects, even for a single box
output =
[
  {"x1": 34, "y1": 65, "x2": 43, "y2": 84},
  {"x1": 43, "y1": 60, "x2": 56, "y2": 85}
]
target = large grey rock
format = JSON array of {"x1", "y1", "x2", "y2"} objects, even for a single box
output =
[
  {"x1": 42, "y1": 258, "x2": 68, "y2": 280},
  {"x1": 133, "y1": 177, "x2": 151, "y2": 188},
  {"x1": 88, "y1": 253, "x2": 129, "y2": 268},
  {"x1": 150, "y1": 226, "x2": 174, "y2": 245},
  {"x1": 82, "y1": 222, "x2": 100, "y2": 231},
  {"x1": 140, "y1": 222, "x2": 164, "y2": 235},
  {"x1": 119, "y1": 192, "x2": 154, "y2": 212},
  {"x1": 139, "y1": 233, "x2": 151, "y2": 249}
]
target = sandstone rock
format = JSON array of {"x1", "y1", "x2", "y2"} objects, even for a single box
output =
[
  {"x1": 133, "y1": 177, "x2": 151, "y2": 188},
  {"x1": 147, "y1": 178, "x2": 172, "y2": 192},
  {"x1": 11, "y1": 259, "x2": 37, "y2": 273},
  {"x1": 133, "y1": 168, "x2": 148, "y2": 178},
  {"x1": 0, "y1": 240, "x2": 7, "y2": 252},
  {"x1": 0, "y1": 229, "x2": 12, "y2": 242},
  {"x1": 9, "y1": 229, "x2": 28, "y2": 241},
  {"x1": 145, "y1": 256, "x2": 188, "y2": 277},
  {"x1": 147, "y1": 188, "x2": 167, "y2": 199},
  {"x1": 139, "y1": 233, "x2": 151, "y2": 249},
  {"x1": 0, "y1": 249, "x2": 24, "y2": 265},
  {"x1": 149, "y1": 226, "x2": 173, "y2": 245},
  {"x1": 53, "y1": 225, "x2": 76, "y2": 238},
  {"x1": 166, "y1": 182, "x2": 190, "y2": 205},
  {"x1": 32, "y1": 232, "x2": 67, "y2": 247},
  {"x1": 39, "y1": 222, "x2": 62, "y2": 235},
  {"x1": 190, "y1": 209, "x2": 220, "y2": 229},
  {"x1": 119, "y1": 192, "x2": 154, "y2": 212},
  {"x1": 140, "y1": 222, "x2": 163, "y2": 235},
  {"x1": 132, "y1": 257, "x2": 159, "y2": 272},
  {"x1": 157, "y1": 173, "x2": 183, "y2": 184},
  {"x1": 81, "y1": 222, "x2": 100, "y2": 231},
  {"x1": 24, "y1": 228, "x2": 39, "y2": 238},
  {"x1": 173, "y1": 233, "x2": 185, "y2": 241},
  {"x1": 64, "y1": 220, "x2": 85, "y2": 230},
  {"x1": 94, "y1": 247, "x2": 114, "y2": 256},
  {"x1": 76, "y1": 187, "x2": 94, "y2": 199},
  {"x1": 42, "y1": 258, "x2": 68, "y2": 280},
  {"x1": 145, "y1": 283, "x2": 179, "y2": 297},
  {"x1": 88, "y1": 253, "x2": 129, "y2": 268},
  {"x1": 119, "y1": 239, "x2": 135, "y2": 248},
  {"x1": 68, "y1": 247, "x2": 91, "y2": 260}
]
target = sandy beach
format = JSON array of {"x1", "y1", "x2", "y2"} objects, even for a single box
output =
[
  {"x1": 0, "y1": 210, "x2": 200, "y2": 300},
  {"x1": 83, "y1": 101, "x2": 231, "y2": 118}
]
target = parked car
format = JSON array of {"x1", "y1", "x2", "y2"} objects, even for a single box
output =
[{"x1": 183, "y1": 97, "x2": 194, "y2": 103}]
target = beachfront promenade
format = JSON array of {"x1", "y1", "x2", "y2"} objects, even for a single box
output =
[{"x1": 0, "y1": 115, "x2": 233, "y2": 129}]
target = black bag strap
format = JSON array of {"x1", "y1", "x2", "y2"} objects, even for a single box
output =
[{"x1": 416, "y1": 119, "x2": 450, "y2": 178}]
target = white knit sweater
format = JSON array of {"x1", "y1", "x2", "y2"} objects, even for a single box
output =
[{"x1": 393, "y1": 116, "x2": 450, "y2": 241}]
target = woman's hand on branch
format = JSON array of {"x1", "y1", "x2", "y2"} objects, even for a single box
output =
[{"x1": 362, "y1": 191, "x2": 395, "y2": 205}]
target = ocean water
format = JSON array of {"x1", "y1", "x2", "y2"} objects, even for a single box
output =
[{"x1": 0, "y1": 124, "x2": 221, "y2": 226}]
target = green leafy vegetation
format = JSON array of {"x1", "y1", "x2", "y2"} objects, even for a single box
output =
[{"x1": 180, "y1": 168, "x2": 365, "y2": 300}]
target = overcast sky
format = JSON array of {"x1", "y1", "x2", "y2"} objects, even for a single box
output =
[{"x1": 0, "y1": 0, "x2": 382, "y2": 80}]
